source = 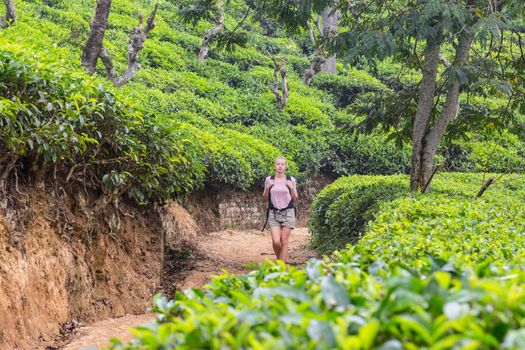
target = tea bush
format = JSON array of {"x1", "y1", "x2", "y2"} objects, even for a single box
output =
[
  {"x1": 311, "y1": 69, "x2": 390, "y2": 108},
  {"x1": 0, "y1": 48, "x2": 206, "y2": 203},
  {"x1": 324, "y1": 131, "x2": 412, "y2": 177},
  {"x1": 108, "y1": 176, "x2": 525, "y2": 350},
  {"x1": 309, "y1": 175, "x2": 408, "y2": 253}
]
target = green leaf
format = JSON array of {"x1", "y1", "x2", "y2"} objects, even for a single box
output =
[{"x1": 321, "y1": 275, "x2": 350, "y2": 308}]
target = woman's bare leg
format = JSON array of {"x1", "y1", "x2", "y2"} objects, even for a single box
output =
[
  {"x1": 270, "y1": 226, "x2": 282, "y2": 260},
  {"x1": 279, "y1": 227, "x2": 292, "y2": 263}
]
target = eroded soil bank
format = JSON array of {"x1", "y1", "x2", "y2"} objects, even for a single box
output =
[
  {"x1": 0, "y1": 186, "x2": 169, "y2": 350},
  {"x1": 0, "y1": 177, "x2": 328, "y2": 350},
  {"x1": 62, "y1": 227, "x2": 316, "y2": 349}
]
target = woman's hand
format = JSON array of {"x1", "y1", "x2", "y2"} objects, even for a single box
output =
[{"x1": 266, "y1": 179, "x2": 275, "y2": 190}]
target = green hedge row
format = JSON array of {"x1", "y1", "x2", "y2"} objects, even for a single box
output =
[
  {"x1": 0, "y1": 46, "x2": 293, "y2": 202},
  {"x1": 0, "y1": 48, "x2": 205, "y2": 203},
  {"x1": 308, "y1": 175, "x2": 408, "y2": 253},
  {"x1": 309, "y1": 173, "x2": 525, "y2": 255},
  {"x1": 109, "y1": 173, "x2": 525, "y2": 350}
]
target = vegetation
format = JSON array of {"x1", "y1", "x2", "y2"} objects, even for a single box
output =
[
  {"x1": 1, "y1": 0, "x2": 523, "y2": 204},
  {"x1": 2, "y1": 0, "x2": 525, "y2": 348},
  {"x1": 107, "y1": 174, "x2": 525, "y2": 349}
]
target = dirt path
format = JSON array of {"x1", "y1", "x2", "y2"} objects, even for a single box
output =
[{"x1": 58, "y1": 227, "x2": 316, "y2": 349}]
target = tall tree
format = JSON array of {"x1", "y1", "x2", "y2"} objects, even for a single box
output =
[
  {"x1": 323, "y1": 0, "x2": 525, "y2": 191},
  {"x1": 302, "y1": 7, "x2": 340, "y2": 85},
  {"x1": 251, "y1": 0, "x2": 339, "y2": 85},
  {"x1": 179, "y1": 0, "x2": 249, "y2": 62},
  {"x1": 320, "y1": 6, "x2": 339, "y2": 73},
  {"x1": 0, "y1": 0, "x2": 17, "y2": 28},
  {"x1": 81, "y1": 0, "x2": 111, "y2": 74}
]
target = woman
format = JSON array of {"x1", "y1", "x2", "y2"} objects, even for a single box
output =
[{"x1": 262, "y1": 156, "x2": 298, "y2": 263}]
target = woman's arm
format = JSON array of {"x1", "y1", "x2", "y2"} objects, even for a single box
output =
[{"x1": 262, "y1": 177, "x2": 273, "y2": 201}]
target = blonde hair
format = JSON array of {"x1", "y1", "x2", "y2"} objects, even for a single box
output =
[{"x1": 274, "y1": 156, "x2": 287, "y2": 165}]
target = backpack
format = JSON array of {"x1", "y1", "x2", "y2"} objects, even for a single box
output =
[{"x1": 261, "y1": 175, "x2": 297, "y2": 231}]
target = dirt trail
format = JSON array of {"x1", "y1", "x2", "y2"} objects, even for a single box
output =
[{"x1": 59, "y1": 227, "x2": 316, "y2": 349}]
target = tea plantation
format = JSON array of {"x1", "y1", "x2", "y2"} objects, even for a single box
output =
[
  {"x1": 109, "y1": 173, "x2": 525, "y2": 349},
  {"x1": 1, "y1": 0, "x2": 525, "y2": 348}
]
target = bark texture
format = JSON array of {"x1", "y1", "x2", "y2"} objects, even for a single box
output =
[
  {"x1": 270, "y1": 56, "x2": 288, "y2": 110},
  {"x1": 410, "y1": 41, "x2": 441, "y2": 191},
  {"x1": 410, "y1": 30, "x2": 474, "y2": 192},
  {"x1": 81, "y1": 0, "x2": 112, "y2": 74},
  {"x1": 302, "y1": 50, "x2": 326, "y2": 86},
  {"x1": 0, "y1": 0, "x2": 16, "y2": 28},
  {"x1": 421, "y1": 30, "x2": 474, "y2": 166},
  {"x1": 198, "y1": 11, "x2": 224, "y2": 62},
  {"x1": 112, "y1": 4, "x2": 158, "y2": 87},
  {"x1": 320, "y1": 6, "x2": 338, "y2": 73},
  {"x1": 302, "y1": 7, "x2": 339, "y2": 85}
]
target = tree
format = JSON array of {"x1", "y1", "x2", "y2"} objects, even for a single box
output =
[
  {"x1": 81, "y1": 0, "x2": 111, "y2": 74},
  {"x1": 0, "y1": 0, "x2": 16, "y2": 28},
  {"x1": 270, "y1": 55, "x2": 289, "y2": 110},
  {"x1": 81, "y1": 0, "x2": 158, "y2": 86},
  {"x1": 251, "y1": 0, "x2": 339, "y2": 85},
  {"x1": 324, "y1": 0, "x2": 525, "y2": 191},
  {"x1": 319, "y1": 6, "x2": 339, "y2": 73},
  {"x1": 302, "y1": 7, "x2": 340, "y2": 85},
  {"x1": 179, "y1": 0, "x2": 249, "y2": 62}
]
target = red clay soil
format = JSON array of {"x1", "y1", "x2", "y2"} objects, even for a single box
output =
[{"x1": 60, "y1": 227, "x2": 317, "y2": 349}]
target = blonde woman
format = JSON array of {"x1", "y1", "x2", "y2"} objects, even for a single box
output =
[{"x1": 262, "y1": 156, "x2": 298, "y2": 263}]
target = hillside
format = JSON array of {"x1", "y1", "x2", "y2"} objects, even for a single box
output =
[
  {"x1": 2, "y1": 0, "x2": 523, "y2": 205},
  {"x1": 1, "y1": 0, "x2": 525, "y2": 348}
]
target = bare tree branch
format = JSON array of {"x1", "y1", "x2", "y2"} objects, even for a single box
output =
[
  {"x1": 112, "y1": 4, "x2": 158, "y2": 87},
  {"x1": 198, "y1": 10, "x2": 224, "y2": 62},
  {"x1": 99, "y1": 45, "x2": 116, "y2": 80},
  {"x1": 302, "y1": 50, "x2": 326, "y2": 86}
]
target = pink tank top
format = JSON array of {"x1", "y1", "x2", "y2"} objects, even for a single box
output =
[{"x1": 265, "y1": 176, "x2": 296, "y2": 209}]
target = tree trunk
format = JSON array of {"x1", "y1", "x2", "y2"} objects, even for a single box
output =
[
  {"x1": 270, "y1": 56, "x2": 288, "y2": 110},
  {"x1": 320, "y1": 6, "x2": 338, "y2": 73},
  {"x1": 113, "y1": 4, "x2": 157, "y2": 87},
  {"x1": 99, "y1": 46, "x2": 116, "y2": 80},
  {"x1": 198, "y1": 11, "x2": 224, "y2": 62},
  {"x1": 81, "y1": 0, "x2": 112, "y2": 74},
  {"x1": 0, "y1": 0, "x2": 16, "y2": 28},
  {"x1": 418, "y1": 30, "x2": 474, "y2": 186},
  {"x1": 410, "y1": 41, "x2": 441, "y2": 191},
  {"x1": 302, "y1": 50, "x2": 326, "y2": 86}
]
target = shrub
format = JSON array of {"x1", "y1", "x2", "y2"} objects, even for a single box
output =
[
  {"x1": 240, "y1": 124, "x2": 331, "y2": 182},
  {"x1": 309, "y1": 175, "x2": 408, "y2": 253},
  {"x1": 0, "y1": 49, "x2": 205, "y2": 203},
  {"x1": 324, "y1": 131, "x2": 412, "y2": 177},
  {"x1": 109, "y1": 174, "x2": 525, "y2": 350},
  {"x1": 311, "y1": 69, "x2": 389, "y2": 108},
  {"x1": 175, "y1": 122, "x2": 293, "y2": 189},
  {"x1": 442, "y1": 132, "x2": 525, "y2": 173}
]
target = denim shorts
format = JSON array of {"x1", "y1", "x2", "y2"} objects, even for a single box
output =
[{"x1": 268, "y1": 208, "x2": 296, "y2": 229}]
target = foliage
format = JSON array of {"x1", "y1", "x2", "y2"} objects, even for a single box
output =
[
  {"x1": 0, "y1": 48, "x2": 205, "y2": 203},
  {"x1": 324, "y1": 130, "x2": 412, "y2": 177},
  {"x1": 442, "y1": 132, "x2": 525, "y2": 173},
  {"x1": 309, "y1": 175, "x2": 408, "y2": 253},
  {"x1": 108, "y1": 173, "x2": 525, "y2": 350},
  {"x1": 311, "y1": 69, "x2": 389, "y2": 108}
]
